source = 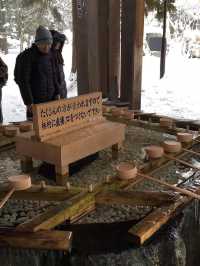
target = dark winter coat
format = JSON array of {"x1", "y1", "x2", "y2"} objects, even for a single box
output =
[
  {"x1": 0, "y1": 57, "x2": 8, "y2": 86},
  {"x1": 0, "y1": 57, "x2": 8, "y2": 123},
  {"x1": 15, "y1": 44, "x2": 60, "y2": 106},
  {"x1": 51, "y1": 30, "x2": 67, "y2": 98}
]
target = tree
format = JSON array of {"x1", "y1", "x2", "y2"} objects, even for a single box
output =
[
  {"x1": 145, "y1": 0, "x2": 176, "y2": 20},
  {"x1": 0, "y1": 0, "x2": 9, "y2": 53},
  {"x1": 0, "y1": 0, "x2": 72, "y2": 53}
]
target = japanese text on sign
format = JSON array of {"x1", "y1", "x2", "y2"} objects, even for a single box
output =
[{"x1": 33, "y1": 92, "x2": 102, "y2": 139}]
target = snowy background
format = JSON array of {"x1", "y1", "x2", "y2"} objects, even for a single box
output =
[
  {"x1": 0, "y1": 0, "x2": 200, "y2": 123},
  {"x1": 142, "y1": 43, "x2": 200, "y2": 120}
]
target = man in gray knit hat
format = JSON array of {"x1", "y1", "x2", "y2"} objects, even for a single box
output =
[
  {"x1": 14, "y1": 25, "x2": 60, "y2": 119},
  {"x1": 35, "y1": 25, "x2": 53, "y2": 54}
]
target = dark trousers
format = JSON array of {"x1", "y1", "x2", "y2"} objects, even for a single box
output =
[
  {"x1": 0, "y1": 85, "x2": 2, "y2": 123},
  {"x1": 26, "y1": 108, "x2": 33, "y2": 121}
]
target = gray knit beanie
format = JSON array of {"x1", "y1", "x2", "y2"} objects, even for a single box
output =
[{"x1": 35, "y1": 25, "x2": 53, "y2": 45}]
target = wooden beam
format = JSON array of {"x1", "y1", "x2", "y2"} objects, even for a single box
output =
[
  {"x1": 15, "y1": 177, "x2": 146, "y2": 232},
  {"x1": 0, "y1": 184, "x2": 82, "y2": 201},
  {"x1": 96, "y1": 190, "x2": 176, "y2": 206},
  {"x1": 121, "y1": 0, "x2": 145, "y2": 108},
  {"x1": 0, "y1": 229, "x2": 72, "y2": 251},
  {"x1": 128, "y1": 187, "x2": 200, "y2": 245},
  {"x1": 16, "y1": 192, "x2": 95, "y2": 232}
]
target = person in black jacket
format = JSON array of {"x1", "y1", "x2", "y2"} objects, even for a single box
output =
[
  {"x1": 50, "y1": 30, "x2": 67, "y2": 99},
  {"x1": 14, "y1": 26, "x2": 60, "y2": 119},
  {"x1": 0, "y1": 57, "x2": 8, "y2": 123}
]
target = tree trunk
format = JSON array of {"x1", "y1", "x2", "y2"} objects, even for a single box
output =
[{"x1": 0, "y1": 0, "x2": 8, "y2": 54}]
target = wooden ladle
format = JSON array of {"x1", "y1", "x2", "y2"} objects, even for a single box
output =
[
  {"x1": 138, "y1": 172, "x2": 200, "y2": 200},
  {"x1": 0, "y1": 175, "x2": 31, "y2": 209}
]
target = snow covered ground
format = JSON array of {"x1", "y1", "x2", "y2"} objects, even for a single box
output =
[
  {"x1": 142, "y1": 41, "x2": 200, "y2": 120},
  {"x1": 0, "y1": 38, "x2": 200, "y2": 123}
]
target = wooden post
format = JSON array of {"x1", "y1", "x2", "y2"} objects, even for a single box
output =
[
  {"x1": 55, "y1": 165, "x2": 69, "y2": 186},
  {"x1": 108, "y1": 0, "x2": 121, "y2": 100},
  {"x1": 112, "y1": 143, "x2": 119, "y2": 160},
  {"x1": 87, "y1": 0, "x2": 100, "y2": 93},
  {"x1": 71, "y1": 0, "x2": 78, "y2": 73},
  {"x1": 98, "y1": 0, "x2": 109, "y2": 98},
  {"x1": 17, "y1": 192, "x2": 95, "y2": 232},
  {"x1": 76, "y1": 0, "x2": 90, "y2": 94},
  {"x1": 20, "y1": 156, "x2": 33, "y2": 173},
  {"x1": 76, "y1": 0, "x2": 110, "y2": 96},
  {"x1": 121, "y1": 0, "x2": 144, "y2": 109},
  {"x1": 96, "y1": 190, "x2": 176, "y2": 206}
]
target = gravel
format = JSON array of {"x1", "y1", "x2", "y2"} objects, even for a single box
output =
[{"x1": 0, "y1": 125, "x2": 198, "y2": 266}]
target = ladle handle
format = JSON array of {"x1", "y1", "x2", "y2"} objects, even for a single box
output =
[
  {"x1": 0, "y1": 187, "x2": 15, "y2": 209},
  {"x1": 138, "y1": 173, "x2": 200, "y2": 201}
]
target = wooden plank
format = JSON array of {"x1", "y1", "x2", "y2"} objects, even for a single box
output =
[
  {"x1": 70, "y1": 203, "x2": 95, "y2": 223},
  {"x1": 37, "y1": 117, "x2": 106, "y2": 142},
  {"x1": 60, "y1": 121, "x2": 126, "y2": 165},
  {"x1": 16, "y1": 136, "x2": 61, "y2": 165},
  {"x1": 0, "y1": 135, "x2": 14, "y2": 145},
  {"x1": 128, "y1": 187, "x2": 200, "y2": 245},
  {"x1": 0, "y1": 186, "x2": 81, "y2": 201},
  {"x1": 16, "y1": 192, "x2": 95, "y2": 232},
  {"x1": 32, "y1": 92, "x2": 102, "y2": 140},
  {"x1": 0, "y1": 229, "x2": 72, "y2": 251},
  {"x1": 121, "y1": 0, "x2": 144, "y2": 109},
  {"x1": 96, "y1": 190, "x2": 176, "y2": 206},
  {"x1": 0, "y1": 183, "x2": 83, "y2": 194}
]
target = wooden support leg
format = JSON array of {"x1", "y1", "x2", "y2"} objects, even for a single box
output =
[
  {"x1": 112, "y1": 144, "x2": 119, "y2": 160},
  {"x1": 20, "y1": 156, "x2": 33, "y2": 173},
  {"x1": 55, "y1": 165, "x2": 69, "y2": 186}
]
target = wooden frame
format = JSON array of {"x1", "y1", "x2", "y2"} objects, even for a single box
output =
[{"x1": 2, "y1": 133, "x2": 200, "y2": 250}]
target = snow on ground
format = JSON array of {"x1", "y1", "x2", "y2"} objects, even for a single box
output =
[
  {"x1": 0, "y1": 38, "x2": 200, "y2": 123},
  {"x1": 142, "y1": 41, "x2": 200, "y2": 120}
]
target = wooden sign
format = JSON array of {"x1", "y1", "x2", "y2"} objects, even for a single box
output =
[{"x1": 33, "y1": 92, "x2": 102, "y2": 140}]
